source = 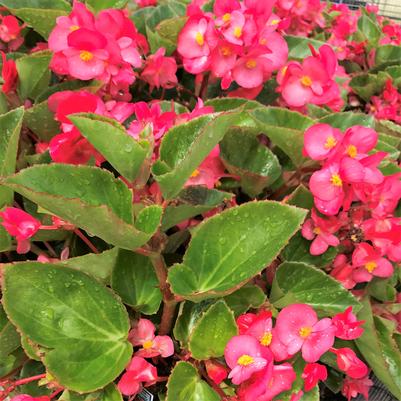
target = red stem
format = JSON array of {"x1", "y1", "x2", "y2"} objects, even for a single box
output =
[
  {"x1": 13, "y1": 373, "x2": 46, "y2": 386},
  {"x1": 74, "y1": 229, "x2": 99, "y2": 254}
]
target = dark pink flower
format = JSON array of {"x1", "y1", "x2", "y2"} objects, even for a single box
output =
[
  {"x1": 1, "y1": 51, "x2": 17, "y2": 93},
  {"x1": 302, "y1": 363, "x2": 327, "y2": 391},
  {"x1": 10, "y1": 395, "x2": 50, "y2": 401},
  {"x1": 205, "y1": 359, "x2": 229, "y2": 385},
  {"x1": 330, "y1": 254, "x2": 356, "y2": 289},
  {"x1": 341, "y1": 375, "x2": 373, "y2": 401},
  {"x1": 331, "y1": 347, "x2": 368, "y2": 379},
  {"x1": 332, "y1": 307, "x2": 364, "y2": 340}
]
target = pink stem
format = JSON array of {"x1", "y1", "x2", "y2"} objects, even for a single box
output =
[{"x1": 74, "y1": 229, "x2": 99, "y2": 254}]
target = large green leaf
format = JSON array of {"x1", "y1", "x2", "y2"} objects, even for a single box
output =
[
  {"x1": 204, "y1": 97, "x2": 262, "y2": 112},
  {"x1": 355, "y1": 298, "x2": 401, "y2": 400},
  {"x1": 224, "y1": 285, "x2": 266, "y2": 316},
  {"x1": 375, "y1": 45, "x2": 401, "y2": 69},
  {"x1": 85, "y1": 0, "x2": 128, "y2": 13},
  {"x1": 0, "y1": 304, "x2": 20, "y2": 359},
  {"x1": 318, "y1": 112, "x2": 374, "y2": 130},
  {"x1": 2, "y1": 262, "x2": 132, "y2": 392},
  {"x1": 0, "y1": 0, "x2": 71, "y2": 39},
  {"x1": 153, "y1": 111, "x2": 250, "y2": 199},
  {"x1": 16, "y1": 51, "x2": 51, "y2": 100},
  {"x1": 60, "y1": 383, "x2": 122, "y2": 401},
  {"x1": 69, "y1": 114, "x2": 150, "y2": 182},
  {"x1": 285, "y1": 35, "x2": 326, "y2": 59},
  {"x1": 357, "y1": 14, "x2": 381, "y2": 47},
  {"x1": 249, "y1": 107, "x2": 314, "y2": 167},
  {"x1": 168, "y1": 201, "x2": 306, "y2": 301},
  {"x1": 349, "y1": 73, "x2": 389, "y2": 102},
  {"x1": 3, "y1": 165, "x2": 162, "y2": 250},
  {"x1": 270, "y1": 262, "x2": 360, "y2": 315},
  {"x1": 166, "y1": 362, "x2": 219, "y2": 401},
  {"x1": 111, "y1": 251, "x2": 162, "y2": 315}
]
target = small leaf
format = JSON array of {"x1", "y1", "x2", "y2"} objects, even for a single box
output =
[
  {"x1": 224, "y1": 285, "x2": 266, "y2": 316},
  {"x1": 2, "y1": 262, "x2": 132, "y2": 392},
  {"x1": 271, "y1": 262, "x2": 360, "y2": 315},
  {"x1": 375, "y1": 45, "x2": 401, "y2": 69},
  {"x1": 168, "y1": 201, "x2": 306, "y2": 301},
  {"x1": 285, "y1": 35, "x2": 326, "y2": 59},
  {"x1": 166, "y1": 362, "x2": 219, "y2": 401},
  {"x1": 188, "y1": 300, "x2": 237, "y2": 360},
  {"x1": 204, "y1": 97, "x2": 262, "y2": 112}
]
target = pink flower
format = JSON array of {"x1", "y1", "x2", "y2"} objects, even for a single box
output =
[
  {"x1": 225, "y1": 335, "x2": 269, "y2": 385},
  {"x1": 352, "y1": 242, "x2": 393, "y2": 283},
  {"x1": 301, "y1": 209, "x2": 342, "y2": 255},
  {"x1": 10, "y1": 396, "x2": 50, "y2": 401},
  {"x1": 332, "y1": 307, "x2": 364, "y2": 340},
  {"x1": 117, "y1": 356, "x2": 158, "y2": 396},
  {"x1": 128, "y1": 318, "x2": 174, "y2": 358},
  {"x1": 331, "y1": 348, "x2": 368, "y2": 379},
  {"x1": 330, "y1": 254, "x2": 356, "y2": 289},
  {"x1": 1, "y1": 51, "x2": 17, "y2": 94},
  {"x1": 340, "y1": 126, "x2": 378, "y2": 160},
  {"x1": 275, "y1": 304, "x2": 335, "y2": 363},
  {"x1": 302, "y1": 363, "x2": 327, "y2": 391},
  {"x1": 0, "y1": 207, "x2": 41, "y2": 254},
  {"x1": 0, "y1": 15, "x2": 24, "y2": 50},
  {"x1": 205, "y1": 359, "x2": 228, "y2": 384},
  {"x1": 141, "y1": 48, "x2": 177, "y2": 90},
  {"x1": 341, "y1": 375, "x2": 373, "y2": 401}
]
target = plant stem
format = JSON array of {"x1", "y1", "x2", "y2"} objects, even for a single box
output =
[
  {"x1": 74, "y1": 229, "x2": 99, "y2": 254},
  {"x1": 13, "y1": 373, "x2": 46, "y2": 387}
]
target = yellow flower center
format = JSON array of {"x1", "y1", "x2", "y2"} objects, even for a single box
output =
[
  {"x1": 365, "y1": 261, "x2": 377, "y2": 273},
  {"x1": 195, "y1": 32, "x2": 204, "y2": 46},
  {"x1": 259, "y1": 38, "x2": 267, "y2": 45},
  {"x1": 142, "y1": 340, "x2": 154, "y2": 349},
  {"x1": 191, "y1": 169, "x2": 200, "y2": 178},
  {"x1": 70, "y1": 25, "x2": 79, "y2": 31},
  {"x1": 260, "y1": 332, "x2": 273, "y2": 346},
  {"x1": 271, "y1": 19, "x2": 280, "y2": 25},
  {"x1": 324, "y1": 136, "x2": 337, "y2": 149},
  {"x1": 222, "y1": 13, "x2": 231, "y2": 22},
  {"x1": 281, "y1": 65, "x2": 288, "y2": 76},
  {"x1": 313, "y1": 227, "x2": 322, "y2": 235},
  {"x1": 79, "y1": 50, "x2": 94, "y2": 62},
  {"x1": 221, "y1": 46, "x2": 232, "y2": 56},
  {"x1": 233, "y1": 26, "x2": 242, "y2": 38},
  {"x1": 237, "y1": 354, "x2": 254, "y2": 366},
  {"x1": 299, "y1": 326, "x2": 312, "y2": 338},
  {"x1": 347, "y1": 145, "x2": 358, "y2": 158},
  {"x1": 246, "y1": 59, "x2": 257, "y2": 69},
  {"x1": 301, "y1": 75, "x2": 313, "y2": 87},
  {"x1": 330, "y1": 174, "x2": 343, "y2": 187}
]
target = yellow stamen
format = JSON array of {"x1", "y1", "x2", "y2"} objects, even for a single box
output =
[
  {"x1": 324, "y1": 136, "x2": 337, "y2": 149},
  {"x1": 271, "y1": 19, "x2": 280, "y2": 25},
  {"x1": 143, "y1": 340, "x2": 153, "y2": 349},
  {"x1": 191, "y1": 169, "x2": 200, "y2": 178},
  {"x1": 222, "y1": 13, "x2": 231, "y2": 22},
  {"x1": 79, "y1": 50, "x2": 94, "y2": 62},
  {"x1": 246, "y1": 59, "x2": 257, "y2": 69},
  {"x1": 330, "y1": 174, "x2": 343, "y2": 187},
  {"x1": 299, "y1": 326, "x2": 312, "y2": 338},
  {"x1": 301, "y1": 75, "x2": 313, "y2": 87},
  {"x1": 347, "y1": 145, "x2": 357, "y2": 158},
  {"x1": 259, "y1": 38, "x2": 267, "y2": 45},
  {"x1": 313, "y1": 227, "x2": 322, "y2": 235},
  {"x1": 221, "y1": 46, "x2": 232, "y2": 56},
  {"x1": 195, "y1": 32, "x2": 204, "y2": 46},
  {"x1": 70, "y1": 25, "x2": 79, "y2": 31},
  {"x1": 281, "y1": 65, "x2": 288, "y2": 76},
  {"x1": 260, "y1": 332, "x2": 273, "y2": 346},
  {"x1": 365, "y1": 261, "x2": 377, "y2": 273},
  {"x1": 233, "y1": 26, "x2": 242, "y2": 38},
  {"x1": 237, "y1": 355, "x2": 254, "y2": 366}
]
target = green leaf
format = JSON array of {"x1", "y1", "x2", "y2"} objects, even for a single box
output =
[
  {"x1": 0, "y1": 107, "x2": 24, "y2": 208},
  {"x1": 168, "y1": 201, "x2": 306, "y2": 301},
  {"x1": 153, "y1": 111, "x2": 250, "y2": 199},
  {"x1": 375, "y1": 45, "x2": 401, "y2": 69},
  {"x1": 0, "y1": 348, "x2": 26, "y2": 378},
  {"x1": 286, "y1": 185, "x2": 314, "y2": 210},
  {"x1": 357, "y1": 15, "x2": 381, "y2": 46},
  {"x1": 154, "y1": 17, "x2": 187, "y2": 55},
  {"x1": 111, "y1": 251, "x2": 162, "y2": 315},
  {"x1": 0, "y1": 226, "x2": 11, "y2": 252},
  {"x1": 0, "y1": 304, "x2": 20, "y2": 359},
  {"x1": 271, "y1": 262, "x2": 360, "y2": 315},
  {"x1": 224, "y1": 285, "x2": 266, "y2": 316},
  {"x1": 3, "y1": 165, "x2": 162, "y2": 250},
  {"x1": 146, "y1": 2, "x2": 186, "y2": 30},
  {"x1": 188, "y1": 300, "x2": 237, "y2": 360},
  {"x1": 356, "y1": 298, "x2": 401, "y2": 400},
  {"x1": 60, "y1": 383, "x2": 122, "y2": 401},
  {"x1": 166, "y1": 362, "x2": 219, "y2": 401},
  {"x1": 318, "y1": 112, "x2": 374, "y2": 130},
  {"x1": 20, "y1": 361, "x2": 51, "y2": 396},
  {"x1": 16, "y1": 51, "x2": 51, "y2": 100},
  {"x1": 85, "y1": 0, "x2": 128, "y2": 13},
  {"x1": 69, "y1": 113, "x2": 150, "y2": 182},
  {"x1": 204, "y1": 97, "x2": 262, "y2": 112},
  {"x1": 2, "y1": 262, "x2": 132, "y2": 392},
  {"x1": 367, "y1": 274, "x2": 397, "y2": 302},
  {"x1": 349, "y1": 73, "x2": 389, "y2": 101},
  {"x1": 0, "y1": 0, "x2": 71, "y2": 39},
  {"x1": 249, "y1": 107, "x2": 314, "y2": 167},
  {"x1": 285, "y1": 35, "x2": 326, "y2": 59},
  {"x1": 220, "y1": 128, "x2": 281, "y2": 197},
  {"x1": 161, "y1": 186, "x2": 233, "y2": 231}
]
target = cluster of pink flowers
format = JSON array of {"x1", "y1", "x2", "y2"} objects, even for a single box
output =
[
  {"x1": 177, "y1": 0, "x2": 288, "y2": 91},
  {"x1": 118, "y1": 319, "x2": 174, "y2": 397},
  {"x1": 302, "y1": 123, "x2": 401, "y2": 287},
  {"x1": 48, "y1": 1, "x2": 148, "y2": 99},
  {"x1": 1, "y1": 50, "x2": 17, "y2": 94},
  {"x1": 0, "y1": 10, "x2": 24, "y2": 51},
  {"x1": 224, "y1": 304, "x2": 369, "y2": 401}
]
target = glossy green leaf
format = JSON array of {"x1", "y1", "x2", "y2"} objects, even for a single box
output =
[
  {"x1": 285, "y1": 35, "x2": 326, "y2": 59},
  {"x1": 3, "y1": 165, "x2": 162, "y2": 250},
  {"x1": 69, "y1": 113, "x2": 150, "y2": 182},
  {"x1": 153, "y1": 112, "x2": 250, "y2": 199},
  {"x1": 375, "y1": 45, "x2": 401, "y2": 68},
  {"x1": 249, "y1": 107, "x2": 314, "y2": 167},
  {"x1": 188, "y1": 300, "x2": 237, "y2": 360},
  {"x1": 146, "y1": 2, "x2": 186, "y2": 30},
  {"x1": 20, "y1": 360, "x2": 51, "y2": 396},
  {"x1": 0, "y1": 304, "x2": 20, "y2": 359},
  {"x1": 168, "y1": 201, "x2": 306, "y2": 301},
  {"x1": 356, "y1": 297, "x2": 401, "y2": 400},
  {"x1": 154, "y1": 17, "x2": 187, "y2": 55},
  {"x1": 16, "y1": 51, "x2": 51, "y2": 100},
  {"x1": 166, "y1": 362, "x2": 219, "y2": 401},
  {"x1": 2, "y1": 262, "x2": 132, "y2": 392},
  {"x1": 271, "y1": 262, "x2": 360, "y2": 315},
  {"x1": 349, "y1": 73, "x2": 389, "y2": 101},
  {"x1": 224, "y1": 285, "x2": 266, "y2": 316},
  {"x1": 204, "y1": 97, "x2": 262, "y2": 112},
  {"x1": 367, "y1": 274, "x2": 397, "y2": 302},
  {"x1": 60, "y1": 383, "x2": 122, "y2": 401},
  {"x1": 162, "y1": 186, "x2": 233, "y2": 231},
  {"x1": 318, "y1": 112, "x2": 374, "y2": 130},
  {"x1": 85, "y1": 0, "x2": 128, "y2": 13},
  {"x1": 357, "y1": 15, "x2": 381, "y2": 46},
  {"x1": 220, "y1": 128, "x2": 281, "y2": 197},
  {"x1": 111, "y1": 251, "x2": 162, "y2": 315},
  {"x1": 0, "y1": 348, "x2": 26, "y2": 378},
  {"x1": 286, "y1": 185, "x2": 314, "y2": 210}
]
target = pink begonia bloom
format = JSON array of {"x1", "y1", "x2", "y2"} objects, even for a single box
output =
[
  {"x1": 269, "y1": 328, "x2": 291, "y2": 361},
  {"x1": 205, "y1": 359, "x2": 228, "y2": 385},
  {"x1": 118, "y1": 356, "x2": 158, "y2": 396},
  {"x1": 135, "y1": 0, "x2": 157, "y2": 7},
  {"x1": 351, "y1": 242, "x2": 393, "y2": 283},
  {"x1": 341, "y1": 375, "x2": 373, "y2": 401},
  {"x1": 177, "y1": 18, "x2": 212, "y2": 60},
  {"x1": 225, "y1": 335, "x2": 269, "y2": 385},
  {"x1": 302, "y1": 363, "x2": 327, "y2": 391},
  {"x1": 129, "y1": 318, "x2": 174, "y2": 358},
  {"x1": 302, "y1": 123, "x2": 342, "y2": 161},
  {"x1": 0, "y1": 208, "x2": 41, "y2": 254},
  {"x1": 275, "y1": 304, "x2": 335, "y2": 363},
  {"x1": 141, "y1": 47, "x2": 178, "y2": 90},
  {"x1": 0, "y1": 15, "x2": 24, "y2": 50},
  {"x1": 301, "y1": 209, "x2": 342, "y2": 255},
  {"x1": 1, "y1": 51, "x2": 18, "y2": 94},
  {"x1": 340, "y1": 126, "x2": 378, "y2": 160},
  {"x1": 330, "y1": 254, "x2": 356, "y2": 289},
  {"x1": 332, "y1": 307, "x2": 364, "y2": 340},
  {"x1": 178, "y1": 98, "x2": 214, "y2": 122},
  {"x1": 10, "y1": 396, "x2": 50, "y2": 401},
  {"x1": 331, "y1": 347, "x2": 368, "y2": 379}
]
